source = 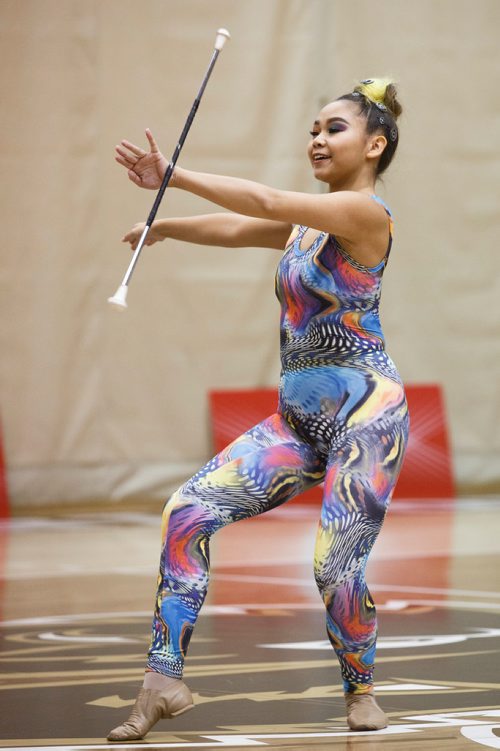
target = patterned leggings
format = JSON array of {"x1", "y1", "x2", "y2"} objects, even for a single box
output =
[{"x1": 147, "y1": 371, "x2": 409, "y2": 694}]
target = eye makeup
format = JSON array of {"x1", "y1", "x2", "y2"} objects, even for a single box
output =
[
  {"x1": 328, "y1": 123, "x2": 347, "y2": 134},
  {"x1": 309, "y1": 120, "x2": 348, "y2": 137}
]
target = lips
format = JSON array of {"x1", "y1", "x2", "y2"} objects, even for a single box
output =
[{"x1": 313, "y1": 154, "x2": 331, "y2": 162}]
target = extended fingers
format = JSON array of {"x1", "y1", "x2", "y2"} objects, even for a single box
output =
[
  {"x1": 115, "y1": 146, "x2": 143, "y2": 166},
  {"x1": 115, "y1": 152, "x2": 135, "y2": 171},
  {"x1": 120, "y1": 139, "x2": 147, "y2": 158},
  {"x1": 145, "y1": 128, "x2": 159, "y2": 153}
]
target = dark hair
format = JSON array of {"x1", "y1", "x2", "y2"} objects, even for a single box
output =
[{"x1": 337, "y1": 79, "x2": 402, "y2": 176}]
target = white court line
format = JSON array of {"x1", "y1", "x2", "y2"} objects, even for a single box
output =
[
  {"x1": 2, "y1": 593, "x2": 500, "y2": 629},
  {"x1": 214, "y1": 547, "x2": 500, "y2": 565},
  {"x1": 2, "y1": 719, "x2": 500, "y2": 751},
  {"x1": 3, "y1": 710, "x2": 500, "y2": 750},
  {"x1": 212, "y1": 575, "x2": 500, "y2": 600},
  {"x1": 38, "y1": 632, "x2": 137, "y2": 644},
  {"x1": 0, "y1": 607, "x2": 256, "y2": 628},
  {"x1": 371, "y1": 583, "x2": 500, "y2": 599},
  {"x1": 259, "y1": 628, "x2": 500, "y2": 650},
  {"x1": 2, "y1": 566, "x2": 500, "y2": 603},
  {"x1": 0, "y1": 729, "x2": 447, "y2": 751}
]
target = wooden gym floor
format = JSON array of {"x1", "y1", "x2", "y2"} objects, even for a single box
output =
[{"x1": 0, "y1": 496, "x2": 499, "y2": 750}]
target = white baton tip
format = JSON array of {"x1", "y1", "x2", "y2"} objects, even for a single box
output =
[
  {"x1": 107, "y1": 284, "x2": 128, "y2": 310},
  {"x1": 215, "y1": 28, "x2": 231, "y2": 50}
]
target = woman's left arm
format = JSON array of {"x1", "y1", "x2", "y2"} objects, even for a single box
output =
[{"x1": 172, "y1": 167, "x2": 386, "y2": 251}]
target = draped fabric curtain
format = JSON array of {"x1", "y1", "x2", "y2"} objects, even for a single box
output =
[{"x1": 1, "y1": 0, "x2": 499, "y2": 505}]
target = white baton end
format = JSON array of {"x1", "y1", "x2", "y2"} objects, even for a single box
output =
[
  {"x1": 215, "y1": 28, "x2": 231, "y2": 51},
  {"x1": 107, "y1": 284, "x2": 128, "y2": 310}
]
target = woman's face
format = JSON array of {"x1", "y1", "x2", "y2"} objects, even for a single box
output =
[{"x1": 307, "y1": 99, "x2": 375, "y2": 187}]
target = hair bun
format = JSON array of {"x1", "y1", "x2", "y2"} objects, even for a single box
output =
[{"x1": 354, "y1": 78, "x2": 402, "y2": 119}]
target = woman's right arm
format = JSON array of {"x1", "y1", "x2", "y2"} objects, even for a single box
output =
[{"x1": 123, "y1": 213, "x2": 292, "y2": 251}]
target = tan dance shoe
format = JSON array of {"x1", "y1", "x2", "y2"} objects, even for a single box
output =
[
  {"x1": 345, "y1": 692, "x2": 388, "y2": 731},
  {"x1": 107, "y1": 682, "x2": 194, "y2": 741}
]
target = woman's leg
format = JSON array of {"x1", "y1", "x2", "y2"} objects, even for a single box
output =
[
  {"x1": 148, "y1": 411, "x2": 325, "y2": 678},
  {"x1": 108, "y1": 412, "x2": 325, "y2": 741},
  {"x1": 313, "y1": 387, "x2": 408, "y2": 725}
]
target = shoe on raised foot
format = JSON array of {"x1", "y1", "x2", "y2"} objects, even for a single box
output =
[
  {"x1": 107, "y1": 682, "x2": 194, "y2": 741},
  {"x1": 345, "y1": 692, "x2": 387, "y2": 731}
]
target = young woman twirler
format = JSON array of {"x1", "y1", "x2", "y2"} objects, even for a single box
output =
[{"x1": 108, "y1": 78, "x2": 410, "y2": 739}]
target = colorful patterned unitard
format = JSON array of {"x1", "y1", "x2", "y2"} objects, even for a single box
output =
[{"x1": 147, "y1": 195, "x2": 409, "y2": 694}]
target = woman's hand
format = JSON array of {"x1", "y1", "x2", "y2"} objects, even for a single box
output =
[
  {"x1": 115, "y1": 129, "x2": 168, "y2": 190},
  {"x1": 122, "y1": 221, "x2": 165, "y2": 250}
]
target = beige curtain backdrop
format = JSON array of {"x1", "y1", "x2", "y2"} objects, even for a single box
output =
[{"x1": 1, "y1": 0, "x2": 499, "y2": 506}]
